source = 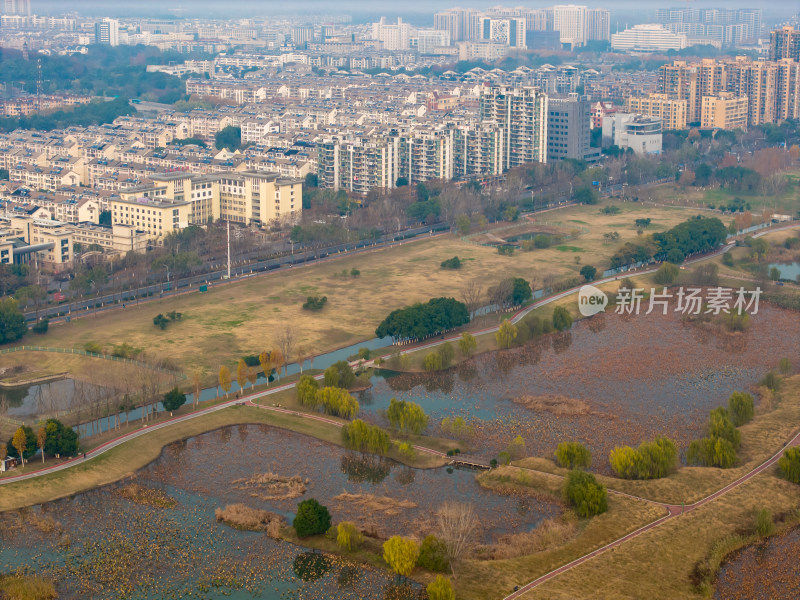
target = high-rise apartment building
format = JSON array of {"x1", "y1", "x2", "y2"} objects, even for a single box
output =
[
  {"x1": 770, "y1": 26, "x2": 800, "y2": 61},
  {"x1": 479, "y1": 16, "x2": 526, "y2": 49},
  {"x1": 586, "y1": 8, "x2": 610, "y2": 42},
  {"x1": 372, "y1": 17, "x2": 410, "y2": 51},
  {"x1": 94, "y1": 18, "x2": 120, "y2": 46},
  {"x1": 552, "y1": 5, "x2": 587, "y2": 48},
  {"x1": 626, "y1": 94, "x2": 688, "y2": 130},
  {"x1": 701, "y1": 93, "x2": 749, "y2": 131},
  {"x1": 479, "y1": 86, "x2": 548, "y2": 169},
  {"x1": 291, "y1": 25, "x2": 314, "y2": 46},
  {"x1": 3, "y1": 0, "x2": 30, "y2": 16},
  {"x1": 655, "y1": 7, "x2": 761, "y2": 46}
]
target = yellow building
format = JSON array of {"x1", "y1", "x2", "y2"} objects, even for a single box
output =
[
  {"x1": 701, "y1": 93, "x2": 749, "y2": 131},
  {"x1": 5, "y1": 215, "x2": 74, "y2": 270},
  {"x1": 626, "y1": 94, "x2": 687, "y2": 130},
  {"x1": 111, "y1": 195, "x2": 191, "y2": 244}
]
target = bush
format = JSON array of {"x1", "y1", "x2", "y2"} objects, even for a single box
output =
[
  {"x1": 563, "y1": 470, "x2": 608, "y2": 517},
  {"x1": 32, "y1": 318, "x2": 49, "y2": 334},
  {"x1": 722, "y1": 252, "x2": 735, "y2": 267},
  {"x1": 727, "y1": 392, "x2": 754, "y2": 427},
  {"x1": 653, "y1": 262, "x2": 679, "y2": 285},
  {"x1": 426, "y1": 575, "x2": 455, "y2": 600},
  {"x1": 555, "y1": 441, "x2": 591, "y2": 469},
  {"x1": 336, "y1": 521, "x2": 363, "y2": 551},
  {"x1": 533, "y1": 234, "x2": 553, "y2": 248},
  {"x1": 350, "y1": 268, "x2": 360, "y2": 278},
  {"x1": 760, "y1": 371, "x2": 781, "y2": 392},
  {"x1": 342, "y1": 419, "x2": 390, "y2": 454},
  {"x1": 687, "y1": 436, "x2": 737, "y2": 468},
  {"x1": 293, "y1": 499, "x2": 331, "y2": 538},
  {"x1": 755, "y1": 508, "x2": 775, "y2": 538},
  {"x1": 609, "y1": 436, "x2": 678, "y2": 480},
  {"x1": 417, "y1": 535, "x2": 449, "y2": 572},
  {"x1": 440, "y1": 256, "x2": 461, "y2": 270},
  {"x1": 552, "y1": 306, "x2": 573, "y2": 332},
  {"x1": 302, "y1": 296, "x2": 328, "y2": 311},
  {"x1": 778, "y1": 447, "x2": 800, "y2": 484},
  {"x1": 423, "y1": 353, "x2": 443, "y2": 372},
  {"x1": 153, "y1": 313, "x2": 169, "y2": 330}
]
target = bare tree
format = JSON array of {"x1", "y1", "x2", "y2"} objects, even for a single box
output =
[
  {"x1": 461, "y1": 278, "x2": 484, "y2": 319},
  {"x1": 276, "y1": 325, "x2": 295, "y2": 376},
  {"x1": 436, "y1": 501, "x2": 479, "y2": 578},
  {"x1": 488, "y1": 278, "x2": 513, "y2": 311}
]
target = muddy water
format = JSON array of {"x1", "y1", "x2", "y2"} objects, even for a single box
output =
[
  {"x1": 361, "y1": 305, "x2": 800, "y2": 469},
  {"x1": 0, "y1": 425, "x2": 557, "y2": 599}
]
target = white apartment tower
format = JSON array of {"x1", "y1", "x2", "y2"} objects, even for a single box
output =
[
  {"x1": 552, "y1": 5, "x2": 587, "y2": 48},
  {"x1": 372, "y1": 17, "x2": 411, "y2": 50},
  {"x1": 95, "y1": 18, "x2": 120, "y2": 46}
]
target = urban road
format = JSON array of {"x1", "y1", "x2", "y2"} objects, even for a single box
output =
[{"x1": 3, "y1": 222, "x2": 799, "y2": 599}]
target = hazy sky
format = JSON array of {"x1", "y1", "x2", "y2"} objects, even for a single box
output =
[{"x1": 30, "y1": 0, "x2": 796, "y2": 23}]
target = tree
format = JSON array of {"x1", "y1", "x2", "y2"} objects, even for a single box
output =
[
  {"x1": 32, "y1": 318, "x2": 49, "y2": 334},
  {"x1": 779, "y1": 358, "x2": 792, "y2": 376},
  {"x1": 375, "y1": 298, "x2": 470, "y2": 342},
  {"x1": 386, "y1": 398, "x2": 429, "y2": 434},
  {"x1": 296, "y1": 375, "x2": 320, "y2": 408},
  {"x1": 727, "y1": 392, "x2": 754, "y2": 427},
  {"x1": 455, "y1": 214, "x2": 471, "y2": 235},
  {"x1": 507, "y1": 435, "x2": 526, "y2": 460},
  {"x1": 383, "y1": 536, "x2": 419, "y2": 579},
  {"x1": 563, "y1": 469, "x2": 608, "y2": 517},
  {"x1": 417, "y1": 535, "x2": 449, "y2": 572},
  {"x1": 12, "y1": 427, "x2": 27, "y2": 466},
  {"x1": 276, "y1": 326, "x2": 295, "y2": 375},
  {"x1": 162, "y1": 387, "x2": 187, "y2": 415},
  {"x1": 37, "y1": 426, "x2": 46, "y2": 463},
  {"x1": 708, "y1": 407, "x2": 741, "y2": 447},
  {"x1": 153, "y1": 314, "x2": 169, "y2": 330},
  {"x1": 218, "y1": 365, "x2": 232, "y2": 398},
  {"x1": 779, "y1": 447, "x2": 800, "y2": 484},
  {"x1": 495, "y1": 319, "x2": 517, "y2": 349},
  {"x1": 324, "y1": 360, "x2": 355, "y2": 389},
  {"x1": 424, "y1": 353, "x2": 443, "y2": 371},
  {"x1": 580, "y1": 265, "x2": 597, "y2": 282},
  {"x1": 460, "y1": 279, "x2": 483, "y2": 319},
  {"x1": 342, "y1": 419, "x2": 390, "y2": 454},
  {"x1": 43, "y1": 419, "x2": 78, "y2": 456},
  {"x1": 293, "y1": 498, "x2": 331, "y2": 538},
  {"x1": 573, "y1": 185, "x2": 598, "y2": 205},
  {"x1": 427, "y1": 576, "x2": 455, "y2": 600},
  {"x1": 458, "y1": 333, "x2": 477, "y2": 357},
  {"x1": 336, "y1": 521, "x2": 363, "y2": 552},
  {"x1": 552, "y1": 306, "x2": 573, "y2": 332},
  {"x1": 236, "y1": 358, "x2": 248, "y2": 392},
  {"x1": 316, "y1": 386, "x2": 359, "y2": 419},
  {"x1": 609, "y1": 437, "x2": 678, "y2": 479},
  {"x1": 258, "y1": 350, "x2": 273, "y2": 384},
  {"x1": 0, "y1": 298, "x2": 26, "y2": 343},
  {"x1": 438, "y1": 342, "x2": 454, "y2": 368},
  {"x1": 555, "y1": 441, "x2": 591, "y2": 469},
  {"x1": 0, "y1": 442, "x2": 6, "y2": 463},
  {"x1": 653, "y1": 262, "x2": 679, "y2": 284},
  {"x1": 215, "y1": 125, "x2": 242, "y2": 150},
  {"x1": 436, "y1": 501, "x2": 478, "y2": 577}
]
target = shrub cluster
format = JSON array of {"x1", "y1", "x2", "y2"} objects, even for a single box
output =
[
  {"x1": 302, "y1": 296, "x2": 327, "y2": 311},
  {"x1": 687, "y1": 392, "x2": 752, "y2": 468},
  {"x1": 555, "y1": 441, "x2": 591, "y2": 469},
  {"x1": 342, "y1": 419, "x2": 390, "y2": 455},
  {"x1": 440, "y1": 256, "x2": 461, "y2": 269},
  {"x1": 609, "y1": 436, "x2": 678, "y2": 480},
  {"x1": 563, "y1": 470, "x2": 608, "y2": 517}
]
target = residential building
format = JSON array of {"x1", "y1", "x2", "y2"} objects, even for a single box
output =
[
  {"x1": 611, "y1": 24, "x2": 687, "y2": 52},
  {"x1": 701, "y1": 92, "x2": 749, "y2": 130},
  {"x1": 479, "y1": 16, "x2": 527, "y2": 49},
  {"x1": 3, "y1": 0, "x2": 30, "y2": 15},
  {"x1": 770, "y1": 26, "x2": 800, "y2": 61},
  {"x1": 416, "y1": 29, "x2": 451, "y2": 54},
  {"x1": 552, "y1": 5, "x2": 587, "y2": 49},
  {"x1": 626, "y1": 94, "x2": 688, "y2": 130},
  {"x1": 586, "y1": 8, "x2": 610, "y2": 42},
  {"x1": 479, "y1": 86, "x2": 548, "y2": 169},
  {"x1": 372, "y1": 17, "x2": 411, "y2": 51}
]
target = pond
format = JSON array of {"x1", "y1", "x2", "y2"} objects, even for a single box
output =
[
  {"x1": 357, "y1": 304, "x2": 800, "y2": 470},
  {"x1": 714, "y1": 527, "x2": 800, "y2": 599},
  {"x1": 0, "y1": 378, "x2": 105, "y2": 422},
  {"x1": 0, "y1": 424, "x2": 558, "y2": 599},
  {"x1": 769, "y1": 262, "x2": 800, "y2": 281}
]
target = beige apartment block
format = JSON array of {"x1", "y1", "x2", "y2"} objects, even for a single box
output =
[
  {"x1": 701, "y1": 93, "x2": 749, "y2": 131},
  {"x1": 626, "y1": 94, "x2": 687, "y2": 130}
]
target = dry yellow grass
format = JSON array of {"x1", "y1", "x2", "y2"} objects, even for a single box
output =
[
  {"x1": 214, "y1": 503, "x2": 285, "y2": 536},
  {"x1": 30, "y1": 203, "x2": 695, "y2": 374}
]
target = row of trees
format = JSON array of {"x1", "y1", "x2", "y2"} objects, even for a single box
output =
[
  {"x1": 375, "y1": 297, "x2": 470, "y2": 343},
  {"x1": 3, "y1": 418, "x2": 79, "y2": 464}
]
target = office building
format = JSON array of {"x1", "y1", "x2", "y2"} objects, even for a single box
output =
[
  {"x1": 586, "y1": 8, "x2": 610, "y2": 42},
  {"x1": 552, "y1": 4, "x2": 587, "y2": 48},
  {"x1": 602, "y1": 114, "x2": 662, "y2": 155},
  {"x1": 611, "y1": 24, "x2": 686, "y2": 52},
  {"x1": 94, "y1": 18, "x2": 120, "y2": 46},
  {"x1": 547, "y1": 96, "x2": 599, "y2": 162},
  {"x1": 479, "y1": 16, "x2": 527, "y2": 49}
]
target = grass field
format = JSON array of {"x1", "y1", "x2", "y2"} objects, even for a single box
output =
[{"x1": 27, "y1": 203, "x2": 697, "y2": 376}]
